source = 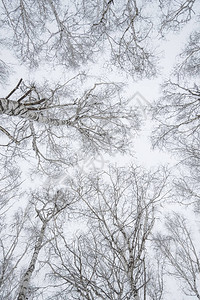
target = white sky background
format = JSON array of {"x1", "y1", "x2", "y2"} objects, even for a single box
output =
[{"x1": 1, "y1": 5, "x2": 200, "y2": 299}]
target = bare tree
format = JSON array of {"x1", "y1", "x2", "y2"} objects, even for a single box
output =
[
  {"x1": 146, "y1": 256, "x2": 165, "y2": 300},
  {"x1": 0, "y1": 77, "x2": 139, "y2": 170},
  {"x1": 152, "y1": 80, "x2": 200, "y2": 155},
  {"x1": 154, "y1": 212, "x2": 200, "y2": 299},
  {"x1": 80, "y1": 0, "x2": 158, "y2": 78},
  {"x1": 151, "y1": 78, "x2": 200, "y2": 212},
  {"x1": 45, "y1": 166, "x2": 169, "y2": 300},
  {"x1": 173, "y1": 172, "x2": 200, "y2": 213},
  {"x1": 0, "y1": 207, "x2": 31, "y2": 300},
  {"x1": 1, "y1": 0, "x2": 199, "y2": 78},
  {"x1": 158, "y1": 0, "x2": 198, "y2": 34},
  {"x1": 16, "y1": 186, "x2": 79, "y2": 300},
  {"x1": 151, "y1": 0, "x2": 200, "y2": 217},
  {"x1": 152, "y1": 0, "x2": 200, "y2": 158},
  {"x1": 0, "y1": 0, "x2": 158, "y2": 78},
  {"x1": 176, "y1": 30, "x2": 200, "y2": 78}
]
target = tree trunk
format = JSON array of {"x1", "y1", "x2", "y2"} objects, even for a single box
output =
[
  {"x1": 0, "y1": 98, "x2": 70, "y2": 126},
  {"x1": 17, "y1": 221, "x2": 47, "y2": 300}
]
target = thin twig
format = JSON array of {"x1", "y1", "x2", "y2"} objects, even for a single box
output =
[
  {"x1": 0, "y1": 125, "x2": 19, "y2": 144},
  {"x1": 24, "y1": 98, "x2": 47, "y2": 106},
  {"x1": 6, "y1": 79, "x2": 23, "y2": 99}
]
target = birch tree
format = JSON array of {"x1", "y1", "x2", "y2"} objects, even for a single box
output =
[
  {"x1": 152, "y1": 80, "x2": 200, "y2": 155},
  {"x1": 16, "y1": 186, "x2": 79, "y2": 300},
  {"x1": 173, "y1": 172, "x2": 200, "y2": 213},
  {"x1": 158, "y1": 0, "x2": 198, "y2": 34},
  {"x1": 1, "y1": 0, "x2": 199, "y2": 78},
  {"x1": 0, "y1": 0, "x2": 158, "y2": 78},
  {"x1": 152, "y1": 0, "x2": 200, "y2": 210},
  {"x1": 154, "y1": 213, "x2": 200, "y2": 299},
  {"x1": 0, "y1": 77, "x2": 139, "y2": 170},
  {"x1": 45, "y1": 166, "x2": 169, "y2": 300},
  {"x1": 0, "y1": 172, "x2": 82, "y2": 300},
  {"x1": 152, "y1": 5, "x2": 200, "y2": 155},
  {"x1": 176, "y1": 31, "x2": 200, "y2": 78},
  {"x1": 0, "y1": 207, "x2": 31, "y2": 300}
]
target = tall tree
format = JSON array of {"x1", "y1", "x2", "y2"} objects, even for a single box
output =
[
  {"x1": 0, "y1": 78, "x2": 139, "y2": 171},
  {"x1": 0, "y1": 0, "x2": 158, "y2": 78},
  {"x1": 17, "y1": 187, "x2": 77, "y2": 300},
  {"x1": 152, "y1": 0, "x2": 200, "y2": 210},
  {"x1": 45, "y1": 166, "x2": 169, "y2": 300},
  {"x1": 0, "y1": 207, "x2": 31, "y2": 300},
  {"x1": 154, "y1": 213, "x2": 200, "y2": 299},
  {"x1": 158, "y1": 0, "x2": 198, "y2": 34}
]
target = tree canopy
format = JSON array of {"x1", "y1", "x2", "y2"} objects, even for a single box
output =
[{"x1": 0, "y1": 0, "x2": 200, "y2": 299}]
